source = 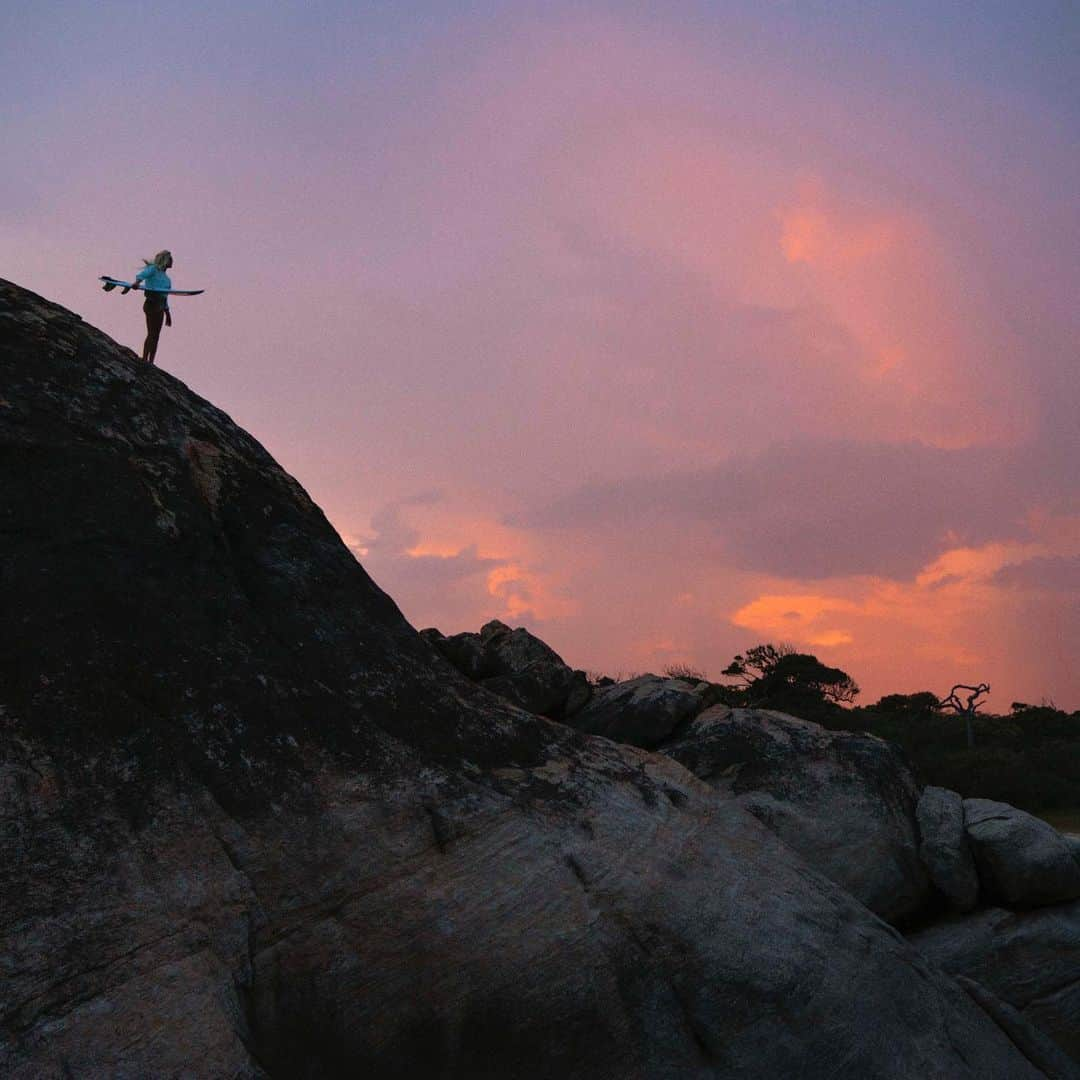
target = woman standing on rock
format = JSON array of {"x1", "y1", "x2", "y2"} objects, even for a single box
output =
[{"x1": 123, "y1": 250, "x2": 173, "y2": 364}]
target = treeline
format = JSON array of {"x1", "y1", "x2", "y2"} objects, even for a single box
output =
[
  {"x1": 679, "y1": 644, "x2": 1080, "y2": 815},
  {"x1": 845, "y1": 697, "x2": 1080, "y2": 814}
]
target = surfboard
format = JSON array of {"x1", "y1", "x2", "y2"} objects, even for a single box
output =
[{"x1": 99, "y1": 276, "x2": 204, "y2": 296}]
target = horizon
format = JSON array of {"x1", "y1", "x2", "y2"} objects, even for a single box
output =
[{"x1": 5, "y1": 2, "x2": 1078, "y2": 708}]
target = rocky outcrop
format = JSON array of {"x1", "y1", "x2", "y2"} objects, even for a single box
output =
[
  {"x1": 918, "y1": 786, "x2": 981, "y2": 911},
  {"x1": 565, "y1": 673, "x2": 723, "y2": 749},
  {"x1": 0, "y1": 279, "x2": 1071, "y2": 1078},
  {"x1": 663, "y1": 706, "x2": 932, "y2": 924},
  {"x1": 911, "y1": 903, "x2": 1080, "y2": 1064},
  {"x1": 421, "y1": 619, "x2": 591, "y2": 719},
  {"x1": 957, "y1": 976, "x2": 1080, "y2": 1080},
  {"x1": 461, "y1": 636, "x2": 1080, "y2": 931},
  {"x1": 964, "y1": 799, "x2": 1080, "y2": 908}
]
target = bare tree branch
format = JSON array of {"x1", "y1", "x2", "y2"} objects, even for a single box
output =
[{"x1": 938, "y1": 683, "x2": 990, "y2": 748}]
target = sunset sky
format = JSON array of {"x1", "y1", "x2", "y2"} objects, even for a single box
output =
[{"x1": 6, "y1": 2, "x2": 1079, "y2": 708}]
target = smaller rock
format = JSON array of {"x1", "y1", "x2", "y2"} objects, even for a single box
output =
[
  {"x1": 420, "y1": 628, "x2": 493, "y2": 680},
  {"x1": 480, "y1": 623, "x2": 583, "y2": 718},
  {"x1": 563, "y1": 671, "x2": 593, "y2": 718},
  {"x1": 916, "y1": 786, "x2": 980, "y2": 911},
  {"x1": 423, "y1": 621, "x2": 586, "y2": 719},
  {"x1": 964, "y1": 799, "x2": 1080, "y2": 908},
  {"x1": 479, "y1": 618, "x2": 511, "y2": 642},
  {"x1": 563, "y1": 674, "x2": 720, "y2": 749},
  {"x1": 1065, "y1": 834, "x2": 1080, "y2": 864}
]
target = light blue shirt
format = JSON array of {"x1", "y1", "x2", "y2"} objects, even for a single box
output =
[{"x1": 135, "y1": 265, "x2": 172, "y2": 294}]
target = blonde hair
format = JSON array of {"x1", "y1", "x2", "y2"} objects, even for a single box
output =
[{"x1": 143, "y1": 250, "x2": 172, "y2": 270}]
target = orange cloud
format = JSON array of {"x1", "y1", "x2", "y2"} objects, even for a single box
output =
[
  {"x1": 486, "y1": 562, "x2": 576, "y2": 621},
  {"x1": 727, "y1": 516, "x2": 1080, "y2": 702},
  {"x1": 405, "y1": 541, "x2": 466, "y2": 558},
  {"x1": 773, "y1": 178, "x2": 1034, "y2": 448},
  {"x1": 731, "y1": 592, "x2": 859, "y2": 647},
  {"x1": 780, "y1": 204, "x2": 899, "y2": 268},
  {"x1": 532, "y1": 97, "x2": 1033, "y2": 452}
]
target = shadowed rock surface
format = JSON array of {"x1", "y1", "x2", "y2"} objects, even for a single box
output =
[
  {"x1": 421, "y1": 620, "x2": 591, "y2": 720},
  {"x1": 911, "y1": 903, "x2": 1080, "y2": 1064},
  {"x1": 956, "y1": 977, "x2": 1080, "y2": 1080},
  {"x1": 565, "y1": 674, "x2": 724, "y2": 749},
  {"x1": 918, "y1": 786, "x2": 981, "y2": 911},
  {"x1": 663, "y1": 705, "x2": 932, "y2": 924},
  {"x1": 964, "y1": 800, "x2": 1080, "y2": 909},
  {"x1": 0, "y1": 279, "x2": 1071, "y2": 1078}
]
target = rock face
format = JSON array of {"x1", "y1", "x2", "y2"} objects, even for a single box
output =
[
  {"x1": 565, "y1": 674, "x2": 723, "y2": 749},
  {"x1": 911, "y1": 903, "x2": 1080, "y2": 1064},
  {"x1": 421, "y1": 619, "x2": 591, "y2": 720},
  {"x1": 0, "y1": 279, "x2": 1070, "y2": 1078},
  {"x1": 664, "y1": 706, "x2": 932, "y2": 924},
  {"x1": 964, "y1": 799, "x2": 1080, "y2": 908},
  {"x1": 956, "y1": 976, "x2": 1080, "y2": 1080},
  {"x1": 918, "y1": 786, "x2": 981, "y2": 911}
]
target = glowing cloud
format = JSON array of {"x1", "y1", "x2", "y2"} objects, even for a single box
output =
[{"x1": 6, "y1": 5, "x2": 1076, "y2": 706}]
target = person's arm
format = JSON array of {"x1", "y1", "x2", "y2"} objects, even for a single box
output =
[
  {"x1": 165, "y1": 302, "x2": 172, "y2": 327},
  {"x1": 122, "y1": 267, "x2": 151, "y2": 295}
]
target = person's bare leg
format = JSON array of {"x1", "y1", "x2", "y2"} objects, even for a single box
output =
[{"x1": 143, "y1": 308, "x2": 164, "y2": 364}]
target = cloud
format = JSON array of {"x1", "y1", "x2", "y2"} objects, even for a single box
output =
[
  {"x1": 514, "y1": 438, "x2": 1053, "y2": 580},
  {"x1": 730, "y1": 594, "x2": 861, "y2": 649},
  {"x1": 348, "y1": 496, "x2": 576, "y2": 632},
  {"x1": 13, "y1": 4, "x2": 1075, "y2": 706},
  {"x1": 347, "y1": 496, "x2": 505, "y2": 627},
  {"x1": 486, "y1": 562, "x2": 576, "y2": 623},
  {"x1": 356, "y1": 493, "x2": 443, "y2": 561},
  {"x1": 780, "y1": 196, "x2": 901, "y2": 269},
  {"x1": 993, "y1": 554, "x2": 1080, "y2": 592},
  {"x1": 726, "y1": 520, "x2": 1080, "y2": 703}
]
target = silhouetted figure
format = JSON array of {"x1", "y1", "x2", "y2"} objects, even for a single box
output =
[{"x1": 124, "y1": 250, "x2": 173, "y2": 364}]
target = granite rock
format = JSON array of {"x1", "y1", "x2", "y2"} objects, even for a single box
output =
[
  {"x1": 0, "y1": 279, "x2": 1062, "y2": 1079},
  {"x1": 964, "y1": 799, "x2": 1080, "y2": 908},
  {"x1": 917, "y1": 786, "x2": 981, "y2": 911},
  {"x1": 664, "y1": 706, "x2": 932, "y2": 924}
]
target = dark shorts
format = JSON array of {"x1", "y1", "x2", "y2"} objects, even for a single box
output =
[{"x1": 143, "y1": 293, "x2": 168, "y2": 315}]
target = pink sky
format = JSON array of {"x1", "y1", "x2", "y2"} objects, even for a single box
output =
[{"x1": 6, "y1": 3, "x2": 1079, "y2": 707}]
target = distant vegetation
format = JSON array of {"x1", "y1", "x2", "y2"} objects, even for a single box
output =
[
  {"x1": 661, "y1": 662, "x2": 708, "y2": 681},
  {"x1": 846, "y1": 697, "x2": 1080, "y2": 815},
  {"x1": 709, "y1": 641, "x2": 1080, "y2": 815},
  {"x1": 584, "y1": 641, "x2": 1078, "y2": 814}
]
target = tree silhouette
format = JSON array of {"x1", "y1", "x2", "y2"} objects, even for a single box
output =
[
  {"x1": 722, "y1": 643, "x2": 860, "y2": 713},
  {"x1": 873, "y1": 691, "x2": 941, "y2": 714},
  {"x1": 938, "y1": 683, "x2": 990, "y2": 749}
]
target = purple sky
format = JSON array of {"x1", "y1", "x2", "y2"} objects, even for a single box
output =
[{"x1": 6, "y1": 2, "x2": 1079, "y2": 707}]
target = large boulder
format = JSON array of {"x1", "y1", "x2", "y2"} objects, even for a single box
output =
[
  {"x1": 0, "y1": 279, "x2": 1065, "y2": 1078},
  {"x1": 964, "y1": 799, "x2": 1080, "y2": 908},
  {"x1": 565, "y1": 673, "x2": 723, "y2": 749},
  {"x1": 664, "y1": 706, "x2": 932, "y2": 924},
  {"x1": 911, "y1": 902, "x2": 1080, "y2": 1064},
  {"x1": 917, "y1": 786, "x2": 981, "y2": 911}
]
